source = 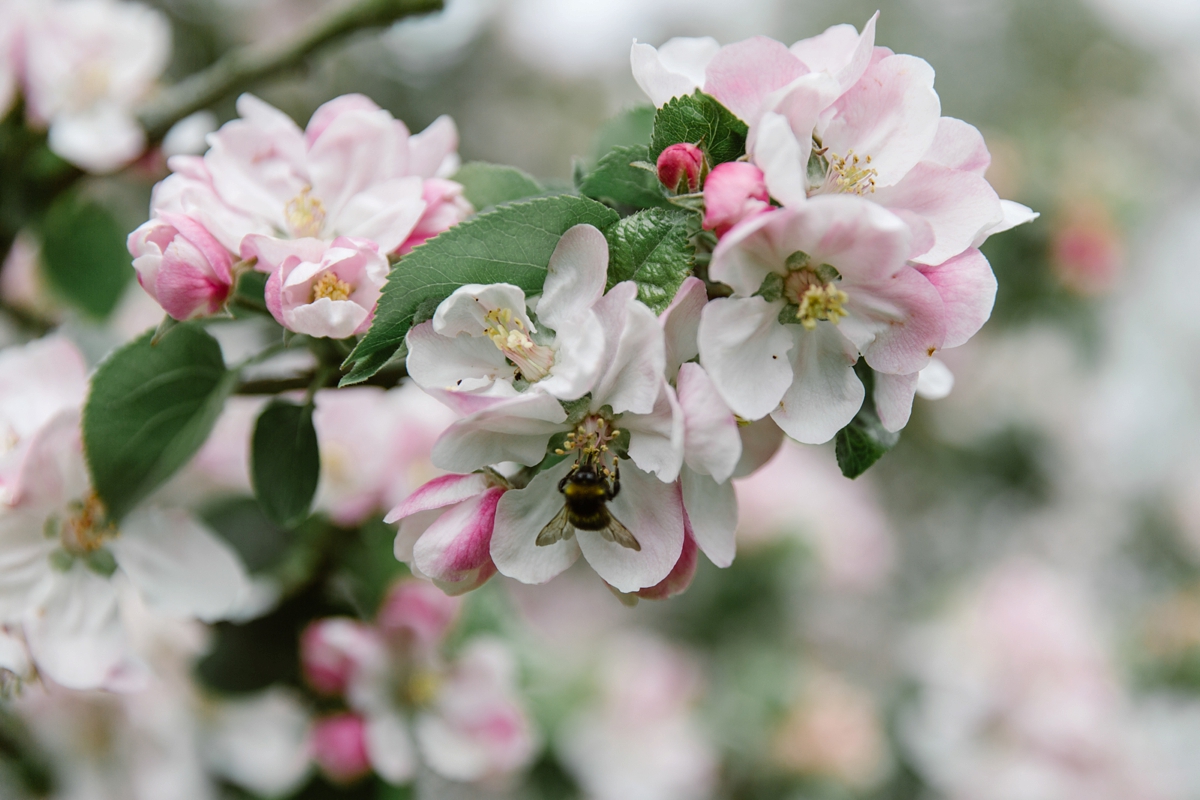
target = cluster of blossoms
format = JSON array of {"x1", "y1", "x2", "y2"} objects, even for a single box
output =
[
  {"x1": 300, "y1": 579, "x2": 538, "y2": 787},
  {"x1": 0, "y1": 337, "x2": 252, "y2": 691},
  {"x1": 0, "y1": 0, "x2": 171, "y2": 173},
  {"x1": 635, "y1": 14, "x2": 1035, "y2": 439},
  {"x1": 382, "y1": 14, "x2": 1033, "y2": 598},
  {"x1": 128, "y1": 92, "x2": 471, "y2": 333}
]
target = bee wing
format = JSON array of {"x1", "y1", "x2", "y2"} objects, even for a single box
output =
[
  {"x1": 599, "y1": 513, "x2": 641, "y2": 552},
  {"x1": 536, "y1": 505, "x2": 575, "y2": 547}
]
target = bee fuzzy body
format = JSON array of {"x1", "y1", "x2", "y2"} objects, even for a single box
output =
[{"x1": 536, "y1": 460, "x2": 641, "y2": 551}]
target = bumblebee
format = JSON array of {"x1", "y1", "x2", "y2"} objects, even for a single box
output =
[{"x1": 535, "y1": 456, "x2": 640, "y2": 551}]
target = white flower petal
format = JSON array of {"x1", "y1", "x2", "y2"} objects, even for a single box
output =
[
  {"x1": 623, "y1": 383, "x2": 685, "y2": 483},
  {"x1": 537, "y1": 311, "x2": 605, "y2": 401},
  {"x1": 873, "y1": 370, "x2": 919, "y2": 432},
  {"x1": 24, "y1": 564, "x2": 144, "y2": 691},
  {"x1": 366, "y1": 710, "x2": 418, "y2": 785},
  {"x1": 112, "y1": 507, "x2": 251, "y2": 622},
  {"x1": 538, "y1": 224, "x2": 608, "y2": 331},
  {"x1": 677, "y1": 363, "x2": 742, "y2": 483},
  {"x1": 434, "y1": 283, "x2": 533, "y2": 337},
  {"x1": 406, "y1": 320, "x2": 511, "y2": 393},
  {"x1": 771, "y1": 324, "x2": 864, "y2": 444},
  {"x1": 752, "y1": 110, "x2": 811, "y2": 208},
  {"x1": 660, "y1": 276, "x2": 707, "y2": 378},
  {"x1": 491, "y1": 461, "x2": 580, "y2": 585},
  {"x1": 591, "y1": 284, "x2": 667, "y2": 416},
  {"x1": 431, "y1": 392, "x2": 566, "y2": 472},
  {"x1": 681, "y1": 467, "x2": 737, "y2": 568},
  {"x1": 577, "y1": 463, "x2": 684, "y2": 592},
  {"x1": 697, "y1": 296, "x2": 794, "y2": 421}
]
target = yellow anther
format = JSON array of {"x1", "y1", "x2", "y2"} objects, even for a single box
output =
[
  {"x1": 483, "y1": 307, "x2": 554, "y2": 382},
  {"x1": 820, "y1": 150, "x2": 877, "y2": 196},
  {"x1": 312, "y1": 272, "x2": 352, "y2": 302},
  {"x1": 60, "y1": 493, "x2": 117, "y2": 556},
  {"x1": 796, "y1": 283, "x2": 850, "y2": 330},
  {"x1": 285, "y1": 187, "x2": 327, "y2": 238}
]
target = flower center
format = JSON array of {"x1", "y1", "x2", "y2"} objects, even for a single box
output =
[
  {"x1": 555, "y1": 414, "x2": 621, "y2": 472},
  {"x1": 312, "y1": 271, "x2": 352, "y2": 302},
  {"x1": 285, "y1": 187, "x2": 327, "y2": 238},
  {"x1": 815, "y1": 149, "x2": 877, "y2": 196},
  {"x1": 783, "y1": 262, "x2": 849, "y2": 330},
  {"x1": 484, "y1": 308, "x2": 555, "y2": 383},
  {"x1": 404, "y1": 669, "x2": 441, "y2": 708},
  {"x1": 56, "y1": 493, "x2": 117, "y2": 556}
]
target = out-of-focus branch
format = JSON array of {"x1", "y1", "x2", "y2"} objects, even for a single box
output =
[{"x1": 137, "y1": 0, "x2": 445, "y2": 140}]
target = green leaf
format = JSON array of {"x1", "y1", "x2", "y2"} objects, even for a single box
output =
[
  {"x1": 83, "y1": 324, "x2": 235, "y2": 520},
  {"x1": 452, "y1": 162, "x2": 544, "y2": 210},
  {"x1": 605, "y1": 207, "x2": 696, "y2": 314},
  {"x1": 579, "y1": 144, "x2": 672, "y2": 211},
  {"x1": 38, "y1": 191, "x2": 132, "y2": 318},
  {"x1": 591, "y1": 105, "x2": 655, "y2": 163},
  {"x1": 343, "y1": 195, "x2": 619, "y2": 385},
  {"x1": 834, "y1": 366, "x2": 900, "y2": 479},
  {"x1": 650, "y1": 90, "x2": 748, "y2": 166},
  {"x1": 251, "y1": 400, "x2": 321, "y2": 527}
]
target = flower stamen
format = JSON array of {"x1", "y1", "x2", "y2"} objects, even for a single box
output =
[
  {"x1": 312, "y1": 272, "x2": 352, "y2": 302},
  {"x1": 783, "y1": 261, "x2": 849, "y2": 330},
  {"x1": 818, "y1": 150, "x2": 877, "y2": 196},
  {"x1": 58, "y1": 493, "x2": 117, "y2": 556},
  {"x1": 285, "y1": 187, "x2": 327, "y2": 238},
  {"x1": 484, "y1": 308, "x2": 554, "y2": 383}
]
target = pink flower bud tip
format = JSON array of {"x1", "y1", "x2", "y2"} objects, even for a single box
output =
[
  {"x1": 311, "y1": 713, "x2": 372, "y2": 784},
  {"x1": 657, "y1": 143, "x2": 706, "y2": 193},
  {"x1": 377, "y1": 579, "x2": 462, "y2": 646},
  {"x1": 299, "y1": 618, "x2": 381, "y2": 696},
  {"x1": 702, "y1": 161, "x2": 771, "y2": 237}
]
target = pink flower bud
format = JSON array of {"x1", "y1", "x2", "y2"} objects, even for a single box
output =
[
  {"x1": 300, "y1": 618, "x2": 383, "y2": 696},
  {"x1": 702, "y1": 161, "x2": 771, "y2": 237},
  {"x1": 127, "y1": 213, "x2": 234, "y2": 320},
  {"x1": 310, "y1": 713, "x2": 372, "y2": 784},
  {"x1": 657, "y1": 143, "x2": 706, "y2": 193},
  {"x1": 377, "y1": 579, "x2": 462, "y2": 647}
]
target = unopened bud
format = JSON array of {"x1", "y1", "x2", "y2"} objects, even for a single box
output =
[
  {"x1": 377, "y1": 579, "x2": 462, "y2": 647},
  {"x1": 299, "y1": 618, "x2": 383, "y2": 696},
  {"x1": 656, "y1": 143, "x2": 707, "y2": 193},
  {"x1": 310, "y1": 713, "x2": 372, "y2": 784},
  {"x1": 703, "y1": 161, "x2": 771, "y2": 236}
]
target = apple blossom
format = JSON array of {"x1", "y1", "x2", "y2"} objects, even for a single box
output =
[
  {"x1": 154, "y1": 93, "x2": 468, "y2": 257},
  {"x1": 424, "y1": 278, "x2": 689, "y2": 593},
  {"x1": 405, "y1": 223, "x2": 609, "y2": 401},
  {"x1": 0, "y1": 2, "x2": 16, "y2": 119},
  {"x1": 0, "y1": 410, "x2": 252, "y2": 690},
  {"x1": 127, "y1": 213, "x2": 235, "y2": 320},
  {"x1": 699, "y1": 194, "x2": 945, "y2": 443},
  {"x1": 245, "y1": 234, "x2": 389, "y2": 339},
  {"x1": 304, "y1": 580, "x2": 538, "y2": 786},
  {"x1": 21, "y1": 0, "x2": 171, "y2": 173}
]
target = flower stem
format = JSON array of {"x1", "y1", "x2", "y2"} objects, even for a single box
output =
[{"x1": 137, "y1": 0, "x2": 446, "y2": 140}]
